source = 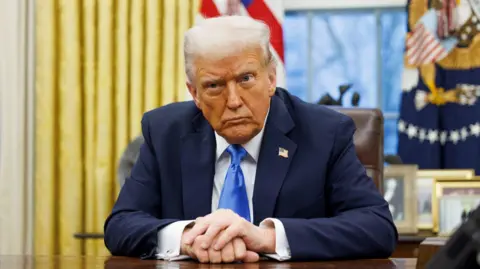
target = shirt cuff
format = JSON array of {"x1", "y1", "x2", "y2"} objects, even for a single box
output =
[
  {"x1": 156, "y1": 220, "x2": 194, "y2": 261},
  {"x1": 259, "y1": 218, "x2": 292, "y2": 261}
]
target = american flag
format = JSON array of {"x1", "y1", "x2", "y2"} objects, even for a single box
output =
[
  {"x1": 406, "y1": 24, "x2": 449, "y2": 65},
  {"x1": 198, "y1": 0, "x2": 286, "y2": 87},
  {"x1": 405, "y1": 8, "x2": 458, "y2": 66},
  {"x1": 278, "y1": 147, "x2": 288, "y2": 158},
  {"x1": 399, "y1": 0, "x2": 480, "y2": 175}
]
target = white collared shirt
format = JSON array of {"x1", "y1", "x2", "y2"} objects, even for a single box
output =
[
  {"x1": 156, "y1": 123, "x2": 291, "y2": 261},
  {"x1": 212, "y1": 124, "x2": 264, "y2": 221}
]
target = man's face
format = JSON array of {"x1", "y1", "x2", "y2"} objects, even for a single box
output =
[{"x1": 187, "y1": 47, "x2": 276, "y2": 144}]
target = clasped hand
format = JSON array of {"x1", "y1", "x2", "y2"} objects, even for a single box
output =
[{"x1": 180, "y1": 209, "x2": 276, "y2": 263}]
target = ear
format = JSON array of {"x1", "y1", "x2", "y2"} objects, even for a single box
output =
[
  {"x1": 187, "y1": 82, "x2": 201, "y2": 108},
  {"x1": 267, "y1": 64, "x2": 277, "y2": 97}
]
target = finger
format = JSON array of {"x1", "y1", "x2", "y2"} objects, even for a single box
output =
[
  {"x1": 184, "y1": 217, "x2": 209, "y2": 245},
  {"x1": 194, "y1": 234, "x2": 211, "y2": 251},
  {"x1": 243, "y1": 251, "x2": 260, "y2": 263},
  {"x1": 195, "y1": 249, "x2": 209, "y2": 264},
  {"x1": 200, "y1": 223, "x2": 228, "y2": 249},
  {"x1": 214, "y1": 222, "x2": 243, "y2": 251},
  {"x1": 192, "y1": 237, "x2": 209, "y2": 263},
  {"x1": 221, "y1": 242, "x2": 235, "y2": 263},
  {"x1": 232, "y1": 238, "x2": 246, "y2": 261},
  {"x1": 208, "y1": 247, "x2": 222, "y2": 264}
]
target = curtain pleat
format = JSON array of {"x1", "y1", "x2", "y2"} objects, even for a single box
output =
[
  {"x1": 144, "y1": 0, "x2": 161, "y2": 112},
  {"x1": 35, "y1": 0, "x2": 197, "y2": 256},
  {"x1": 161, "y1": 1, "x2": 176, "y2": 105},
  {"x1": 95, "y1": 0, "x2": 116, "y2": 256},
  {"x1": 58, "y1": 0, "x2": 84, "y2": 255},
  {"x1": 114, "y1": 0, "x2": 130, "y2": 197},
  {"x1": 129, "y1": 0, "x2": 145, "y2": 139},
  {"x1": 176, "y1": 0, "x2": 190, "y2": 102},
  {"x1": 35, "y1": 0, "x2": 58, "y2": 256},
  {"x1": 83, "y1": 0, "x2": 98, "y2": 256}
]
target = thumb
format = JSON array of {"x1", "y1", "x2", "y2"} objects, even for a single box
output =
[{"x1": 242, "y1": 251, "x2": 260, "y2": 263}]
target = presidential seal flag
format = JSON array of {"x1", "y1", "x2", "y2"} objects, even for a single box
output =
[
  {"x1": 197, "y1": 0, "x2": 286, "y2": 88},
  {"x1": 398, "y1": 0, "x2": 480, "y2": 174}
]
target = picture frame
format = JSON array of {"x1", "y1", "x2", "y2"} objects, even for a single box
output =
[
  {"x1": 416, "y1": 169, "x2": 475, "y2": 230},
  {"x1": 438, "y1": 195, "x2": 480, "y2": 236},
  {"x1": 383, "y1": 165, "x2": 418, "y2": 234},
  {"x1": 433, "y1": 178, "x2": 480, "y2": 233}
]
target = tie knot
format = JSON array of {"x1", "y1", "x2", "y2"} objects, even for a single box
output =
[{"x1": 226, "y1": 145, "x2": 247, "y2": 165}]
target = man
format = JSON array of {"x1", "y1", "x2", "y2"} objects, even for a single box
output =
[{"x1": 104, "y1": 15, "x2": 397, "y2": 263}]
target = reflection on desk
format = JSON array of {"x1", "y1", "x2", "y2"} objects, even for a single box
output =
[{"x1": 0, "y1": 256, "x2": 417, "y2": 269}]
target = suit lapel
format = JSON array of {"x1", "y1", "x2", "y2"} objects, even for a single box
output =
[
  {"x1": 253, "y1": 95, "x2": 297, "y2": 224},
  {"x1": 181, "y1": 113, "x2": 216, "y2": 220}
]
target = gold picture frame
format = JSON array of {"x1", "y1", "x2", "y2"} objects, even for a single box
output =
[
  {"x1": 437, "y1": 195, "x2": 480, "y2": 236},
  {"x1": 416, "y1": 169, "x2": 475, "y2": 230},
  {"x1": 432, "y1": 177, "x2": 480, "y2": 233},
  {"x1": 384, "y1": 165, "x2": 418, "y2": 234}
]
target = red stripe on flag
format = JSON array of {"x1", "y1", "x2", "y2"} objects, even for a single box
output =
[
  {"x1": 407, "y1": 24, "x2": 425, "y2": 48},
  {"x1": 244, "y1": 0, "x2": 284, "y2": 62},
  {"x1": 200, "y1": 0, "x2": 221, "y2": 18},
  {"x1": 418, "y1": 41, "x2": 440, "y2": 63},
  {"x1": 430, "y1": 46, "x2": 447, "y2": 62}
]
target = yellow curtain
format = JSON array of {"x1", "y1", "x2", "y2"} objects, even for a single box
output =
[{"x1": 35, "y1": 0, "x2": 199, "y2": 256}]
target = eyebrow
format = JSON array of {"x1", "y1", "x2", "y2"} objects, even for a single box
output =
[
  {"x1": 233, "y1": 67, "x2": 257, "y2": 78},
  {"x1": 200, "y1": 77, "x2": 224, "y2": 85},
  {"x1": 198, "y1": 62, "x2": 259, "y2": 84}
]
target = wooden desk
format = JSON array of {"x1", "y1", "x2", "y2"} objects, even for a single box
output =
[
  {"x1": 0, "y1": 256, "x2": 417, "y2": 269},
  {"x1": 392, "y1": 232, "x2": 438, "y2": 258},
  {"x1": 73, "y1": 232, "x2": 435, "y2": 259}
]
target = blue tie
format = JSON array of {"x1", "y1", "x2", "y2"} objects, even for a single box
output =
[{"x1": 218, "y1": 145, "x2": 250, "y2": 222}]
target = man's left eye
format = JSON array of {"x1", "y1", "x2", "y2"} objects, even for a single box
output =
[{"x1": 241, "y1": 74, "x2": 253, "y2": 82}]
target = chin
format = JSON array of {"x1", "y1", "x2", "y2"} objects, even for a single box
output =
[{"x1": 222, "y1": 125, "x2": 257, "y2": 144}]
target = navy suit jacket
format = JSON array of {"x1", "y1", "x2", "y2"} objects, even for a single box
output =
[{"x1": 104, "y1": 88, "x2": 398, "y2": 260}]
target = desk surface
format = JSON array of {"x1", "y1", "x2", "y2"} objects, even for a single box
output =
[{"x1": 0, "y1": 256, "x2": 417, "y2": 269}]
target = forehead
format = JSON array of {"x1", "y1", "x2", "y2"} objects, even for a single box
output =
[{"x1": 194, "y1": 47, "x2": 265, "y2": 78}]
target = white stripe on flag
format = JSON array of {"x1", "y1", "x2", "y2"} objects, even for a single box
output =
[
  {"x1": 407, "y1": 25, "x2": 425, "y2": 47},
  {"x1": 406, "y1": 23, "x2": 447, "y2": 65},
  {"x1": 417, "y1": 35, "x2": 439, "y2": 63},
  {"x1": 264, "y1": 0, "x2": 284, "y2": 23},
  {"x1": 422, "y1": 44, "x2": 444, "y2": 63}
]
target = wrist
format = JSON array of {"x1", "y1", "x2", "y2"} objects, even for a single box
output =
[
  {"x1": 261, "y1": 226, "x2": 276, "y2": 254},
  {"x1": 180, "y1": 227, "x2": 192, "y2": 255}
]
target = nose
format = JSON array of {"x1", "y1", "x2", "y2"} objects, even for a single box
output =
[{"x1": 226, "y1": 82, "x2": 242, "y2": 109}]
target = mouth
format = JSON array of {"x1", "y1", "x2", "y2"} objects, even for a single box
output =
[{"x1": 224, "y1": 117, "x2": 249, "y2": 125}]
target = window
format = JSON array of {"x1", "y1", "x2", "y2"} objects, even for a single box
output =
[{"x1": 283, "y1": 5, "x2": 407, "y2": 155}]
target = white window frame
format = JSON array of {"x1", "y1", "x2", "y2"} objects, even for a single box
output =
[
  {"x1": 283, "y1": 0, "x2": 406, "y2": 122},
  {"x1": 284, "y1": 0, "x2": 407, "y2": 11}
]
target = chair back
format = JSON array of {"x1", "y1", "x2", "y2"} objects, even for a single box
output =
[
  {"x1": 328, "y1": 107, "x2": 384, "y2": 193},
  {"x1": 117, "y1": 135, "x2": 144, "y2": 187}
]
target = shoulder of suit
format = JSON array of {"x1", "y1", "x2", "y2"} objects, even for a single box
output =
[
  {"x1": 141, "y1": 100, "x2": 199, "y2": 137},
  {"x1": 276, "y1": 88, "x2": 354, "y2": 151},
  {"x1": 143, "y1": 100, "x2": 198, "y2": 123}
]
